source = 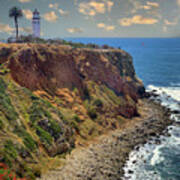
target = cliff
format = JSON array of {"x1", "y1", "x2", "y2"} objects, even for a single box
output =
[{"x1": 0, "y1": 43, "x2": 144, "y2": 179}]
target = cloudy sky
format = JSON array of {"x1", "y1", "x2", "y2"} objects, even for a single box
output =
[{"x1": 0, "y1": 0, "x2": 180, "y2": 39}]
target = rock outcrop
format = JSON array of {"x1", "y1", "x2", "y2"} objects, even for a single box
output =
[{"x1": 0, "y1": 43, "x2": 145, "y2": 179}]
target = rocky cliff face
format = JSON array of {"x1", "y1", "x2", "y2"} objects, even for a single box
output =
[
  {"x1": 2, "y1": 44, "x2": 144, "y2": 100},
  {"x1": 0, "y1": 43, "x2": 144, "y2": 179}
]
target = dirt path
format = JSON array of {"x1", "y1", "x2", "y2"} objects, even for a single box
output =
[{"x1": 38, "y1": 99, "x2": 171, "y2": 180}]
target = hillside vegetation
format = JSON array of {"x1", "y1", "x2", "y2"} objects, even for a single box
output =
[{"x1": 0, "y1": 43, "x2": 144, "y2": 179}]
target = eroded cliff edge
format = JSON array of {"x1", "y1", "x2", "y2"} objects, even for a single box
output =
[{"x1": 0, "y1": 43, "x2": 145, "y2": 179}]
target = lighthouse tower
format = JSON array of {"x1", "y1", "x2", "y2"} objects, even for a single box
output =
[{"x1": 32, "y1": 9, "x2": 40, "y2": 38}]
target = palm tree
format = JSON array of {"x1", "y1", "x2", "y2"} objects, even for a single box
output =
[{"x1": 9, "y1": 7, "x2": 23, "y2": 41}]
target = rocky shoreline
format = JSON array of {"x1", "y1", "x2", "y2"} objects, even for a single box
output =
[{"x1": 39, "y1": 98, "x2": 172, "y2": 180}]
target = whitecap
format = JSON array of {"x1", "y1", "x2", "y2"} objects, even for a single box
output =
[
  {"x1": 123, "y1": 84, "x2": 180, "y2": 180},
  {"x1": 150, "y1": 145, "x2": 164, "y2": 166},
  {"x1": 147, "y1": 85, "x2": 180, "y2": 102}
]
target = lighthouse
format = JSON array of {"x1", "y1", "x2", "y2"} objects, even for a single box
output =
[{"x1": 32, "y1": 9, "x2": 40, "y2": 38}]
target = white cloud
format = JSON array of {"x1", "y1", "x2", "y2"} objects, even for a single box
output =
[
  {"x1": 22, "y1": 9, "x2": 33, "y2": 20},
  {"x1": 18, "y1": 0, "x2": 31, "y2": 3},
  {"x1": 118, "y1": 15, "x2": 158, "y2": 26},
  {"x1": 89, "y1": 1, "x2": 105, "y2": 13},
  {"x1": 106, "y1": 1, "x2": 114, "y2": 12},
  {"x1": 177, "y1": 0, "x2": 180, "y2": 6},
  {"x1": 130, "y1": 0, "x2": 159, "y2": 13},
  {"x1": 49, "y1": 3, "x2": 59, "y2": 9},
  {"x1": 97, "y1": 23, "x2": 106, "y2": 28},
  {"x1": 164, "y1": 19, "x2": 177, "y2": 26},
  {"x1": 97, "y1": 23, "x2": 115, "y2": 31},
  {"x1": 0, "y1": 23, "x2": 14, "y2": 34},
  {"x1": 105, "y1": 25, "x2": 115, "y2": 31},
  {"x1": 43, "y1": 11, "x2": 58, "y2": 22},
  {"x1": 78, "y1": 0, "x2": 114, "y2": 16},
  {"x1": 67, "y1": 28, "x2": 83, "y2": 33},
  {"x1": 142, "y1": 5, "x2": 151, "y2": 10},
  {"x1": 59, "y1": 9, "x2": 69, "y2": 16},
  {"x1": 79, "y1": 3, "x2": 96, "y2": 16},
  {"x1": 147, "y1": 1, "x2": 159, "y2": 8},
  {"x1": 20, "y1": 27, "x2": 32, "y2": 34}
]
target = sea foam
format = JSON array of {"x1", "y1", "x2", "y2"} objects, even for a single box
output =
[{"x1": 123, "y1": 85, "x2": 180, "y2": 180}]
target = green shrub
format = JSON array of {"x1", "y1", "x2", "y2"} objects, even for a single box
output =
[
  {"x1": 0, "y1": 119, "x2": 4, "y2": 129},
  {"x1": 0, "y1": 78, "x2": 7, "y2": 93},
  {"x1": 87, "y1": 108, "x2": 97, "y2": 120},
  {"x1": 0, "y1": 94, "x2": 18, "y2": 121},
  {"x1": 0, "y1": 47, "x2": 11, "y2": 58},
  {"x1": 93, "y1": 99, "x2": 103, "y2": 107},
  {"x1": 14, "y1": 127, "x2": 37, "y2": 151},
  {"x1": 83, "y1": 87, "x2": 90, "y2": 100},
  {"x1": 49, "y1": 120, "x2": 61, "y2": 135},
  {"x1": 73, "y1": 115, "x2": 82, "y2": 123},
  {"x1": 0, "y1": 64, "x2": 10, "y2": 74},
  {"x1": 3, "y1": 140, "x2": 18, "y2": 159},
  {"x1": 70, "y1": 121, "x2": 79, "y2": 133},
  {"x1": 57, "y1": 111, "x2": 68, "y2": 124},
  {"x1": 3, "y1": 140, "x2": 18, "y2": 167},
  {"x1": 36, "y1": 126, "x2": 52, "y2": 145},
  {"x1": 29, "y1": 101, "x2": 52, "y2": 124},
  {"x1": 0, "y1": 78, "x2": 18, "y2": 121},
  {"x1": 30, "y1": 95, "x2": 39, "y2": 101},
  {"x1": 22, "y1": 164, "x2": 36, "y2": 180}
]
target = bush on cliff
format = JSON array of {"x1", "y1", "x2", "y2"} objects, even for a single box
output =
[
  {"x1": 93, "y1": 99, "x2": 103, "y2": 107},
  {"x1": 87, "y1": 107, "x2": 97, "y2": 120}
]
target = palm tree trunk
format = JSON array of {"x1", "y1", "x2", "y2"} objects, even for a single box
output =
[{"x1": 14, "y1": 17, "x2": 18, "y2": 41}]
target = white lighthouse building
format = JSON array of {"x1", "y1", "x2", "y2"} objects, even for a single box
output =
[{"x1": 32, "y1": 9, "x2": 40, "y2": 38}]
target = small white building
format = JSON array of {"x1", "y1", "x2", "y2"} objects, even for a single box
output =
[{"x1": 32, "y1": 9, "x2": 40, "y2": 38}]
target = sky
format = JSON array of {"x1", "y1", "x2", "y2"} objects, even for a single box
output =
[{"x1": 0, "y1": 0, "x2": 180, "y2": 39}]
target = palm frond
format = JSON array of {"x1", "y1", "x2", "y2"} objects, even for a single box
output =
[{"x1": 9, "y1": 6, "x2": 23, "y2": 18}]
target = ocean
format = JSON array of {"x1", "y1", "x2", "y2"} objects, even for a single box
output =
[{"x1": 67, "y1": 38, "x2": 180, "y2": 180}]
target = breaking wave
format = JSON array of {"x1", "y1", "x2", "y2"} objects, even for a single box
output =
[{"x1": 123, "y1": 85, "x2": 180, "y2": 180}]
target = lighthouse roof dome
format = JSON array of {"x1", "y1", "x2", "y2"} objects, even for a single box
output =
[{"x1": 33, "y1": 9, "x2": 40, "y2": 15}]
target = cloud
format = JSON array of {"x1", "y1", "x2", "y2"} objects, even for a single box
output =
[
  {"x1": 130, "y1": 0, "x2": 159, "y2": 13},
  {"x1": 177, "y1": 0, "x2": 180, "y2": 6},
  {"x1": 22, "y1": 9, "x2": 33, "y2": 20},
  {"x1": 118, "y1": 15, "x2": 158, "y2": 26},
  {"x1": 97, "y1": 23, "x2": 106, "y2": 28},
  {"x1": 78, "y1": 0, "x2": 114, "y2": 16},
  {"x1": 106, "y1": 1, "x2": 114, "y2": 12},
  {"x1": 0, "y1": 23, "x2": 32, "y2": 35},
  {"x1": 18, "y1": 0, "x2": 31, "y2": 3},
  {"x1": 67, "y1": 28, "x2": 83, "y2": 33},
  {"x1": 0, "y1": 23, "x2": 14, "y2": 34},
  {"x1": 49, "y1": 3, "x2": 59, "y2": 9},
  {"x1": 89, "y1": 1, "x2": 105, "y2": 13},
  {"x1": 164, "y1": 19, "x2": 177, "y2": 26},
  {"x1": 59, "y1": 9, "x2": 69, "y2": 16},
  {"x1": 79, "y1": 2, "x2": 105, "y2": 16},
  {"x1": 43, "y1": 11, "x2": 58, "y2": 22},
  {"x1": 147, "y1": 1, "x2": 159, "y2": 8},
  {"x1": 142, "y1": 5, "x2": 151, "y2": 10},
  {"x1": 97, "y1": 23, "x2": 115, "y2": 31},
  {"x1": 20, "y1": 27, "x2": 32, "y2": 34},
  {"x1": 105, "y1": 25, "x2": 115, "y2": 31}
]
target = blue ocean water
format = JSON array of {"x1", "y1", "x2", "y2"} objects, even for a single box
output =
[{"x1": 67, "y1": 38, "x2": 180, "y2": 180}]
